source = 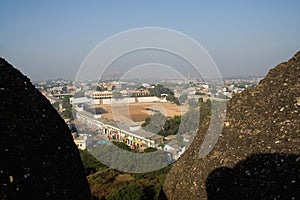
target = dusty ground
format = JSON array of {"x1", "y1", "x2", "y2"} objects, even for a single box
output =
[
  {"x1": 115, "y1": 174, "x2": 134, "y2": 182},
  {"x1": 90, "y1": 102, "x2": 188, "y2": 123}
]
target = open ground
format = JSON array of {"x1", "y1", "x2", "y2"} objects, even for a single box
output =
[{"x1": 90, "y1": 102, "x2": 189, "y2": 124}]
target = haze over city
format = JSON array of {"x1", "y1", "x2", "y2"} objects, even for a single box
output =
[
  {"x1": 1, "y1": 1, "x2": 300, "y2": 199},
  {"x1": 1, "y1": 0, "x2": 299, "y2": 80}
]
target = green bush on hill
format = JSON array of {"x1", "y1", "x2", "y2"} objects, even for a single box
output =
[{"x1": 106, "y1": 183, "x2": 147, "y2": 200}]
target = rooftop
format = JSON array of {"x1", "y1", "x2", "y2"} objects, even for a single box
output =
[{"x1": 76, "y1": 111, "x2": 163, "y2": 141}]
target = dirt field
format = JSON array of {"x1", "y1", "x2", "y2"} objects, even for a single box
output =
[{"x1": 90, "y1": 102, "x2": 188, "y2": 123}]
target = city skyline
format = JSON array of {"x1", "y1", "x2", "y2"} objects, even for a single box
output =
[{"x1": 1, "y1": 0, "x2": 300, "y2": 80}]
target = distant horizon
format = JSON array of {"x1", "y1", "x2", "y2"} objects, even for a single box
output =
[
  {"x1": 2, "y1": 49, "x2": 297, "y2": 82},
  {"x1": 1, "y1": 1, "x2": 299, "y2": 80},
  {"x1": 0, "y1": 50, "x2": 296, "y2": 82},
  {"x1": 31, "y1": 74, "x2": 264, "y2": 83}
]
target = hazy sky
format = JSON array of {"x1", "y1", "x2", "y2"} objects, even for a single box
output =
[{"x1": 1, "y1": 0, "x2": 299, "y2": 80}]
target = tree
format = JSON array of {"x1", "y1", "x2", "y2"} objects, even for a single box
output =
[
  {"x1": 95, "y1": 86, "x2": 101, "y2": 91},
  {"x1": 144, "y1": 147, "x2": 157, "y2": 153},
  {"x1": 188, "y1": 99, "x2": 198, "y2": 108},
  {"x1": 69, "y1": 123, "x2": 78, "y2": 133},
  {"x1": 79, "y1": 149, "x2": 107, "y2": 172},
  {"x1": 160, "y1": 115, "x2": 181, "y2": 137},
  {"x1": 198, "y1": 97, "x2": 204, "y2": 106},
  {"x1": 107, "y1": 183, "x2": 147, "y2": 200},
  {"x1": 167, "y1": 95, "x2": 180, "y2": 105},
  {"x1": 143, "y1": 113, "x2": 184, "y2": 137},
  {"x1": 199, "y1": 99, "x2": 211, "y2": 124},
  {"x1": 52, "y1": 102, "x2": 59, "y2": 110},
  {"x1": 112, "y1": 91, "x2": 123, "y2": 98},
  {"x1": 206, "y1": 99, "x2": 212, "y2": 107},
  {"x1": 195, "y1": 91, "x2": 205, "y2": 95},
  {"x1": 112, "y1": 141, "x2": 132, "y2": 152},
  {"x1": 62, "y1": 96, "x2": 71, "y2": 108},
  {"x1": 61, "y1": 96, "x2": 73, "y2": 119},
  {"x1": 137, "y1": 86, "x2": 146, "y2": 90},
  {"x1": 179, "y1": 109, "x2": 199, "y2": 134},
  {"x1": 178, "y1": 93, "x2": 188, "y2": 104},
  {"x1": 95, "y1": 85, "x2": 106, "y2": 91},
  {"x1": 74, "y1": 91, "x2": 85, "y2": 98},
  {"x1": 149, "y1": 84, "x2": 174, "y2": 97},
  {"x1": 142, "y1": 112, "x2": 166, "y2": 134},
  {"x1": 62, "y1": 108, "x2": 72, "y2": 119}
]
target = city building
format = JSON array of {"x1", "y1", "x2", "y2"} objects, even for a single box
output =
[
  {"x1": 73, "y1": 133, "x2": 89, "y2": 150},
  {"x1": 76, "y1": 111, "x2": 164, "y2": 150}
]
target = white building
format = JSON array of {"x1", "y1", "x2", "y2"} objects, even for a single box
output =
[
  {"x1": 73, "y1": 134, "x2": 89, "y2": 150},
  {"x1": 76, "y1": 111, "x2": 164, "y2": 150}
]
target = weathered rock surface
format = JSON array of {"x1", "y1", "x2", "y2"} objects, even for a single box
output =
[
  {"x1": 164, "y1": 52, "x2": 300, "y2": 199},
  {"x1": 0, "y1": 58, "x2": 91, "y2": 199}
]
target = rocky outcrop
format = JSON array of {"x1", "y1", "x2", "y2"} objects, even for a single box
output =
[
  {"x1": 0, "y1": 58, "x2": 91, "y2": 199},
  {"x1": 164, "y1": 52, "x2": 300, "y2": 199}
]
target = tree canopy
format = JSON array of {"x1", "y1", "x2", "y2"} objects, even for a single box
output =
[
  {"x1": 107, "y1": 183, "x2": 147, "y2": 200},
  {"x1": 142, "y1": 97, "x2": 212, "y2": 137},
  {"x1": 61, "y1": 96, "x2": 73, "y2": 119}
]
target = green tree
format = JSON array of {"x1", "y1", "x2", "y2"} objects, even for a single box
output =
[
  {"x1": 198, "y1": 97, "x2": 204, "y2": 106},
  {"x1": 112, "y1": 91, "x2": 123, "y2": 98},
  {"x1": 79, "y1": 149, "x2": 108, "y2": 172},
  {"x1": 206, "y1": 99, "x2": 212, "y2": 107},
  {"x1": 149, "y1": 84, "x2": 174, "y2": 97},
  {"x1": 142, "y1": 112, "x2": 166, "y2": 133},
  {"x1": 199, "y1": 99, "x2": 211, "y2": 124},
  {"x1": 166, "y1": 95, "x2": 180, "y2": 105},
  {"x1": 61, "y1": 96, "x2": 73, "y2": 119},
  {"x1": 95, "y1": 85, "x2": 107, "y2": 91},
  {"x1": 137, "y1": 86, "x2": 146, "y2": 90},
  {"x1": 95, "y1": 86, "x2": 101, "y2": 91},
  {"x1": 74, "y1": 91, "x2": 85, "y2": 98},
  {"x1": 107, "y1": 183, "x2": 147, "y2": 200},
  {"x1": 180, "y1": 109, "x2": 199, "y2": 134},
  {"x1": 144, "y1": 147, "x2": 157, "y2": 153},
  {"x1": 195, "y1": 91, "x2": 205, "y2": 95},
  {"x1": 188, "y1": 99, "x2": 198, "y2": 108},
  {"x1": 112, "y1": 141, "x2": 132, "y2": 152},
  {"x1": 160, "y1": 115, "x2": 181, "y2": 136},
  {"x1": 62, "y1": 96, "x2": 71, "y2": 108},
  {"x1": 178, "y1": 93, "x2": 188, "y2": 104},
  {"x1": 52, "y1": 102, "x2": 59, "y2": 110}
]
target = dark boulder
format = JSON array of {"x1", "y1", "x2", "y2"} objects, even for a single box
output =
[
  {"x1": 164, "y1": 52, "x2": 300, "y2": 199},
  {"x1": 0, "y1": 58, "x2": 91, "y2": 199}
]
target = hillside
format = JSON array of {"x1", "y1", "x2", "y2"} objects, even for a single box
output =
[
  {"x1": 0, "y1": 58, "x2": 91, "y2": 199},
  {"x1": 163, "y1": 52, "x2": 300, "y2": 199}
]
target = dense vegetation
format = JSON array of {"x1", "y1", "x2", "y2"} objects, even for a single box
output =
[
  {"x1": 61, "y1": 95, "x2": 73, "y2": 119},
  {"x1": 79, "y1": 149, "x2": 108, "y2": 173},
  {"x1": 142, "y1": 112, "x2": 182, "y2": 136},
  {"x1": 147, "y1": 84, "x2": 180, "y2": 105},
  {"x1": 79, "y1": 149, "x2": 169, "y2": 200}
]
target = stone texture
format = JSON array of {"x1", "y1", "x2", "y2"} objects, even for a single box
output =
[
  {"x1": 0, "y1": 58, "x2": 91, "y2": 199},
  {"x1": 164, "y1": 52, "x2": 300, "y2": 199}
]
